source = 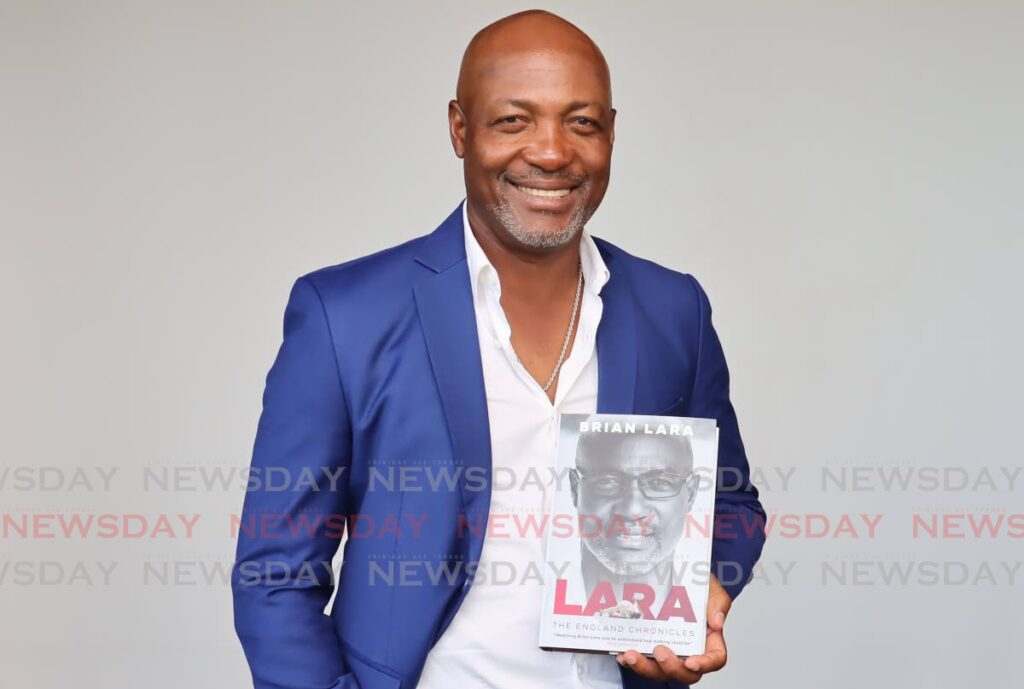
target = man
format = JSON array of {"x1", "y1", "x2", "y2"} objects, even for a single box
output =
[
  {"x1": 232, "y1": 9, "x2": 766, "y2": 689},
  {"x1": 568, "y1": 417, "x2": 702, "y2": 607}
]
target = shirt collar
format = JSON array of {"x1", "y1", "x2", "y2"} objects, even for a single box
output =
[{"x1": 461, "y1": 198, "x2": 610, "y2": 302}]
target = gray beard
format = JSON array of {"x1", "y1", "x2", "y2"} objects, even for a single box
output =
[
  {"x1": 487, "y1": 183, "x2": 594, "y2": 249},
  {"x1": 583, "y1": 532, "x2": 667, "y2": 577}
]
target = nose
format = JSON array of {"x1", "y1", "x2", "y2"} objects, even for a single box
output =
[
  {"x1": 615, "y1": 479, "x2": 650, "y2": 521},
  {"x1": 521, "y1": 119, "x2": 574, "y2": 171}
]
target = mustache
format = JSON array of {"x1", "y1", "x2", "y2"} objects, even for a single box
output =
[
  {"x1": 501, "y1": 170, "x2": 588, "y2": 187},
  {"x1": 609, "y1": 514, "x2": 658, "y2": 536}
]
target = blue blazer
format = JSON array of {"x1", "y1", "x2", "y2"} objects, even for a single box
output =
[{"x1": 232, "y1": 203, "x2": 767, "y2": 689}]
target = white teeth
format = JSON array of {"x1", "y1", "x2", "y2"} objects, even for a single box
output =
[
  {"x1": 616, "y1": 533, "x2": 649, "y2": 545},
  {"x1": 514, "y1": 184, "x2": 571, "y2": 198}
]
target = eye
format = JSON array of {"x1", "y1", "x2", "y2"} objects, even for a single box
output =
[
  {"x1": 592, "y1": 475, "x2": 620, "y2": 491},
  {"x1": 494, "y1": 114, "x2": 527, "y2": 129},
  {"x1": 571, "y1": 116, "x2": 598, "y2": 129}
]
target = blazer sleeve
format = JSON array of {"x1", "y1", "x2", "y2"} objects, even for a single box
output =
[
  {"x1": 232, "y1": 276, "x2": 356, "y2": 689},
  {"x1": 685, "y1": 275, "x2": 767, "y2": 602}
]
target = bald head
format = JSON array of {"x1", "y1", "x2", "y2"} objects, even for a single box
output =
[{"x1": 456, "y1": 10, "x2": 612, "y2": 115}]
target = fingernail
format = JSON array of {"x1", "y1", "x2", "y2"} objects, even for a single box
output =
[
  {"x1": 625, "y1": 655, "x2": 637, "y2": 666},
  {"x1": 715, "y1": 611, "x2": 726, "y2": 627},
  {"x1": 686, "y1": 659, "x2": 701, "y2": 672},
  {"x1": 654, "y1": 648, "x2": 671, "y2": 662},
  {"x1": 615, "y1": 654, "x2": 625, "y2": 666}
]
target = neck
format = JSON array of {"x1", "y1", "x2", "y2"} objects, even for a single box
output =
[{"x1": 466, "y1": 201, "x2": 582, "y2": 301}]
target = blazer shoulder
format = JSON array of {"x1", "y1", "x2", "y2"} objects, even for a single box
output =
[
  {"x1": 296, "y1": 233, "x2": 428, "y2": 307},
  {"x1": 592, "y1": 235, "x2": 703, "y2": 312}
]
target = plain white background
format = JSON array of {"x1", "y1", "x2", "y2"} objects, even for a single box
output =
[{"x1": 2, "y1": 1, "x2": 1022, "y2": 687}]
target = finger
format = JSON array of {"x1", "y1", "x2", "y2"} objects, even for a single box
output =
[
  {"x1": 652, "y1": 645, "x2": 703, "y2": 685},
  {"x1": 616, "y1": 651, "x2": 667, "y2": 681},
  {"x1": 685, "y1": 628, "x2": 728, "y2": 674}
]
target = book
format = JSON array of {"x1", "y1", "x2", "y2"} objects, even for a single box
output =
[{"x1": 538, "y1": 412, "x2": 719, "y2": 657}]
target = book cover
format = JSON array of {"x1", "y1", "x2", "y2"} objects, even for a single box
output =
[{"x1": 538, "y1": 413, "x2": 719, "y2": 656}]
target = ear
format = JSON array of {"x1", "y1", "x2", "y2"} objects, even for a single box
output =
[
  {"x1": 682, "y1": 472, "x2": 699, "y2": 513},
  {"x1": 608, "y1": 108, "x2": 617, "y2": 147},
  {"x1": 448, "y1": 99, "x2": 467, "y2": 158},
  {"x1": 569, "y1": 469, "x2": 580, "y2": 508}
]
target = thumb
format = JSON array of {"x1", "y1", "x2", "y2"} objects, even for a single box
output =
[{"x1": 707, "y1": 574, "x2": 732, "y2": 631}]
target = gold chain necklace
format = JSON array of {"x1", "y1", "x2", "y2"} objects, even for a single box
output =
[{"x1": 513, "y1": 260, "x2": 585, "y2": 392}]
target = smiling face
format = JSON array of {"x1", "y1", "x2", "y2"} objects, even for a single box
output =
[
  {"x1": 572, "y1": 433, "x2": 696, "y2": 577},
  {"x1": 450, "y1": 14, "x2": 615, "y2": 251}
]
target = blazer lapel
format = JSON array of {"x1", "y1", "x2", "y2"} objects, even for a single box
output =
[
  {"x1": 413, "y1": 205, "x2": 492, "y2": 563},
  {"x1": 594, "y1": 241, "x2": 639, "y2": 414}
]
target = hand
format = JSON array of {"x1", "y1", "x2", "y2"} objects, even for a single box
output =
[{"x1": 616, "y1": 573, "x2": 732, "y2": 685}]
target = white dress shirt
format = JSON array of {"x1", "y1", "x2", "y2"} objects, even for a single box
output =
[{"x1": 416, "y1": 200, "x2": 621, "y2": 689}]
